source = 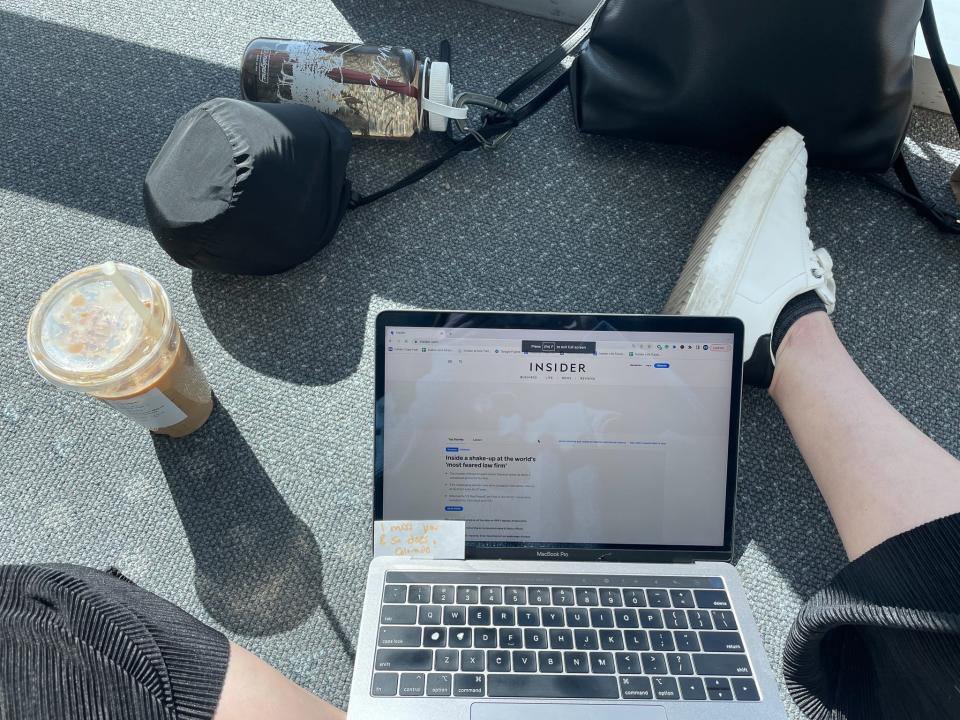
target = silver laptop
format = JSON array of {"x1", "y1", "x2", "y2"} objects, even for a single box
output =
[{"x1": 348, "y1": 310, "x2": 786, "y2": 720}]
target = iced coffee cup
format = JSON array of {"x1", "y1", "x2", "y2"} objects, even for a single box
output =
[{"x1": 27, "y1": 262, "x2": 213, "y2": 437}]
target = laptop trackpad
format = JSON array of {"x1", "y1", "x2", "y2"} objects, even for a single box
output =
[{"x1": 471, "y1": 704, "x2": 667, "y2": 720}]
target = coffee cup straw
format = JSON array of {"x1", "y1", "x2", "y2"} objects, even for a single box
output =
[{"x1": 101, "y1": 261, "x2": 162, "y2": 337}]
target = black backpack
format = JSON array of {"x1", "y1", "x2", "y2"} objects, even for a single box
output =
[{"x1": 569, "y1": 0, "x2": 960, "y2": 233}]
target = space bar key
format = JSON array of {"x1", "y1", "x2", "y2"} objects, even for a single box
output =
[{"x1": 488, "y1": 675, "x2": 620, "y2": 699}]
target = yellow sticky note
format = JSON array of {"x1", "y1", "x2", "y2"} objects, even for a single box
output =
[{"x1": 373, "y1": 520, "x2": 466, "y2": 559}]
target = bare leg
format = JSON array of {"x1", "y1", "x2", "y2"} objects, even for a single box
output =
[
  {"x1": 214, "y1": 642, "x2": 345, "y2": 720},
  {"x1": 769, "y1": 311, "x2": 960, "y2": 560}
]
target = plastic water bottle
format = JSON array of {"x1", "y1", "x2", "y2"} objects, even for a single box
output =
[{"x1": 241, "y1": 38, "x2": 461, "y2": 139}]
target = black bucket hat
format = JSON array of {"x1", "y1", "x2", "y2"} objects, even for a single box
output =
[{"x1": 144, "y1": 98, "x2": 352, "y2": 275}]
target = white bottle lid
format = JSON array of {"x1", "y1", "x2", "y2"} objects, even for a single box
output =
[{"x1": 423, "y1": 60, "x2": 467, "y2": 131}]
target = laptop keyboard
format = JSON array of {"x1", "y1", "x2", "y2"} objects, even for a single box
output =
[{"x1": 370, "y1": 572, "x2": 760, "y2": 702}]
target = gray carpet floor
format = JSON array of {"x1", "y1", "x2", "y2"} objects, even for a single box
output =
[{"x1": 1, "y1": 0, "x2": 959, "y2": 716}]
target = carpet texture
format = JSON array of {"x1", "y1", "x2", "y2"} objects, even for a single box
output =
[{"x1": 1, "y1": 1, "x2": 958, "y2": 716}]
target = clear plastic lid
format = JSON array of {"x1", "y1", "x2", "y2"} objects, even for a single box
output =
[{"x1": 27, "y1": 263, "x2": 174, "y2": 393}]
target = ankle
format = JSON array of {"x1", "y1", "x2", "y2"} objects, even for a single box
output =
[{"x1": 768, "y1": 310, "x2": 832, "y2": 397}]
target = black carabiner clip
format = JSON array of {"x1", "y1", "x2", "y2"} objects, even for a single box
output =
[{"x1": 451, "y1": 92, "x2": 515, "y2": 150}]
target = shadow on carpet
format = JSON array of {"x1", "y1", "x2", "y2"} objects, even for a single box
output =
[{"x1": 152, "y1": 399, "x2": 355, "y2": 656}]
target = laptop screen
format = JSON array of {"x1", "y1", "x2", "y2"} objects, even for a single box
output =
[{"x1": 375, "y1": 312, "x2": 742, "y2": 561}]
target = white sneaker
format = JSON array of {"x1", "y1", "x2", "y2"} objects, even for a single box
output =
[{"x1": 663, "y1": 126, "x2": 836, "y2": 385}]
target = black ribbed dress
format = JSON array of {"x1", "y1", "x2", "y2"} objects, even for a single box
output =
[
  {"x1": 0, "y1": 564, "x2": 228, "y2": 719},
  {"x1": 784, "y1": 512, "x2": 960, "y2": 718}
]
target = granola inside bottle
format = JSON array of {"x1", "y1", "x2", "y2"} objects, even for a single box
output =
[{"x1": 241, "y1": 39, "x2": 461, "y2": 139}]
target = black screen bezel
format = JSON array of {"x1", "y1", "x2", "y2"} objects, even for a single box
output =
[{"x1": 374, "y1": 310, "x2": 744, "y2": 563}]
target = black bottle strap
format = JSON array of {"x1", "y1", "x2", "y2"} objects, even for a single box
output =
[
  {"x1": 347, "y1": 74, "x2": 568, "y2": 210},
  {"x1": 348, "y1": 35, "x2": 579, "y2": 211},
  {"x1": 348, "y1": 135, "x2": 480, "y2": 210},
  {"x1": 885, "y1": 0, "x2": 960, "y2": 234}
]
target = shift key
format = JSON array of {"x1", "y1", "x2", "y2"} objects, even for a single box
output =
[
  {"x1": 375, "y1": 649, "x2": 433, "y2": 671},
  {"x1": 692, "y1": 653, "x2": 752, "y2": 676},
  {"x1": 378, "y1": 626, "x2": 422, "y2": 647}
]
